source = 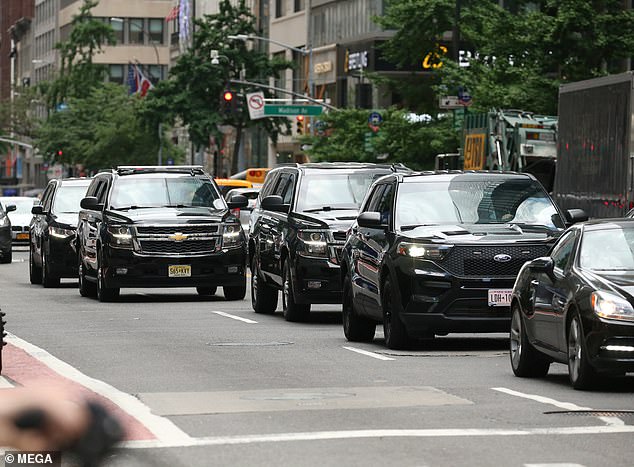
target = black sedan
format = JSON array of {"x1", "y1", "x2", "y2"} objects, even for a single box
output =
[
  {"x1": 510, "y1": 219, "x2": 634, "y2": 389},
  {"x1": 30, "y1": 178, "x2": 91, "y2": 287}
]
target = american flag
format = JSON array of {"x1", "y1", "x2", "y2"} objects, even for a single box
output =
[{"x1": 165, "y1": 3, "x2": 179, "y2": 22}]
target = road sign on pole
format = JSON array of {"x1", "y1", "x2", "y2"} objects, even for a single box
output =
[
  {"x1": 263, "y1": 105, "x2": 323, "y2": 116},
  {"x1": 246, "y1": 92, "x2": 265, "y2": 120},
  {"x1": 439, "y1": 96, "x2": 462, "y2": 109}
]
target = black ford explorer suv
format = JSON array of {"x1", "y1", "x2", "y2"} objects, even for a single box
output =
[
  {"x1": 340, "y1": 171, "x2": 587, "y2": 349},
  {"x1": 76, "y1": 166, "x2": 248, "y2": 302},
  {"x1": 249, "y1": 162, "x2": 410, "y2": 321}
]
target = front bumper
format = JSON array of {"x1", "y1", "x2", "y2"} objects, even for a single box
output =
[
  {"x1": 587, "y1": 318, "x2": 634, "y2": 374},
  {"x1": 47, "y1": 233, "x2": 78, "y2": 278},
  {"x1": 396, "y1": 259, "x2": 513, "y2": 335},
  {"x1": 0, "y1": 226, "x2": 11, "y2": 252},
  {"x1": 291, "y1": 254, "x2": 343, "y2": 304},
  {"x1": 102, "y1": 246, "x2": 247, "y2": 289}
]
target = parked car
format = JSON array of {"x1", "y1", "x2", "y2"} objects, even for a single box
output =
[
  {"x1": 340, "y1": 171, "x2": 587, "y2": 349},
  {"x1": 76, "y1": 166, "x2": 248, "y2": 302},
  {"x1": 510, "y1": 219, "x2": 634, "y2": 389},
  {"x1": 0, "y1": 196, "x2": 39, "y2": 245},
  {"x1": 224, "y1": 187, "x2": 260, "y2": 234},
  {"x1": 29, "y1": 178, "x2": 92, "y2": 287},
  {"x1": 0, "y1": 201, "x2": 16, "y2": 264},
  {"x1": 249, "y1": 162, "x2": 411, "y2": 321}
]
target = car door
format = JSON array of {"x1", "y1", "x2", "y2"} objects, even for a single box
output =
[
  {"x1": 530, "y1": 230, "x2": 577, "y2": 351},
  {"x1": 79, "y1": 176, "x2": 109, "y2": 276},
  {"x1": 258, "y1": 172, "x2": 288, "y2": 283},
  {"x1": 32, "y1": 182, "x2": 55, "y2": 266},
  {"x1": 268, "y1": 172, "x2": 296, "y2": 286}
]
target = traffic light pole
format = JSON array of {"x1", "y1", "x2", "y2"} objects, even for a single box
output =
[{"x1": 228, "y1": 79, "x2": 338, "y2": 111}]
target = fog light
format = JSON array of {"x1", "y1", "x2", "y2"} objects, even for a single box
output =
[
  {"x1": 115, "y1": 268, "x2": 128, "y2": 275},
  {"x1": 307, "y1": 281, "x2": 322, "y2": 289},
  {"x1": 601, "y1": 345, "x2": 634, "y2": 352},
  {"x1": 228, "y1": 266, "x2": 238, "y2": 273}
]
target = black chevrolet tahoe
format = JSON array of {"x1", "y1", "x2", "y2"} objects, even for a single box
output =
[
  {"x1": 249, "y1": 162, "x2": 410, "y2": 321},
  {"x1": 340, "y1": 171, "x2": 587, "y2": 349},
  {"x1": 76, "y1": 166, "x2": 248, "y2": 302}
]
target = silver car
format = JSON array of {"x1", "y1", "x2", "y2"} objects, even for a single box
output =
[{"x1": 0, "y1": 196, "x2": 39, "y2": 244}]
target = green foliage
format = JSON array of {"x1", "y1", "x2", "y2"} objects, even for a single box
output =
[
  {"x1": 302, "y1": 108, "x2": 459, "y2": 170},
  {"x1": 377, "y1": 0, "x2": 634, "y2": 115},
  {"x1": 36, "y1": 84, "x2": 182, "y2": 171}
]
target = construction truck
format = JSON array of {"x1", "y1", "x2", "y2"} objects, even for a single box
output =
[
  {"x1": 554, "y1": 72, "x2": 634, "y2": 218},
  {"x1": 461, "y1": 109, "x2": 558, "y2": 191}
]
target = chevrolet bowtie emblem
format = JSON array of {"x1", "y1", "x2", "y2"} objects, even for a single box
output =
[{"x1": 169, "y1": 232, "x2": 188, "y2": 242}]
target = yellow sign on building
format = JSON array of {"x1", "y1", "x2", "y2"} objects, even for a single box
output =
[{"x1": 463, "y1": 134, "x2": 486, "y2": 170}]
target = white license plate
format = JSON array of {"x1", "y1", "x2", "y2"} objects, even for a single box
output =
[
  {"x1": 168, "y1": 265, "x2": 191, "y2": 278},
  {"x1": 488, "y1": 289, "x2": 512, "y2": 307}
]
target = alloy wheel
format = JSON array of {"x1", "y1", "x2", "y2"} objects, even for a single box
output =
[
  {"x1": 510, "y1": 309, "x2": 523, "y2": 369},
  {"x1": 568, "y1": 318, "x2": 582, "y2": 383}
]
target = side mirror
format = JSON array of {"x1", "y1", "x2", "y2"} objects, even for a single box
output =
[
  {"x1": 5, "y1": 204, "x2": 16, "y2": 213},
  {"x1": 31, "y1": 205, "x2": 44, "y2": 215},
  {"x1": 565, "y1": 209, "x2": 588, "y2": 225},
  {"x1": 357, "y1": 211, "x2": 384, "y2": 229},
  {"x1": 80, "y1": 196, "x2": 102, "y2": 211},
  {"x1": 261, "y1": 195, "x2": 289, "y2": 213},
  {"x1": 529, "y1": 256, "x2": 556, "y2": 282},
  {"x1": 227, "y1": 194, "x2": 248, "y2": 209}
]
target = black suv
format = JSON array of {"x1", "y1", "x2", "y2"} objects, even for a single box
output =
[
  {"x1": 340, "y1": 171, "x2": 587, "y2": 349},
  {"x1": 249, "y1": 162, "x2": 410, "y2": 321},
  {"x1": 30, "y1": 178, "x2": 91, "y2": 287},
  {"x1": 76, "y1": 166, "x2": 248, "y2": 302},
  {"x1": 0, "y1": 201, "x2": 15, "y2": 264}
]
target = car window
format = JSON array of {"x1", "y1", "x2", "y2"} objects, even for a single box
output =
[
  {"x1": 281, "y1": 174, "x2": 296, "y2": 205},
  {"x1": 579, "y1": 226, "x2": 634, "y2": 271},
  {"x1": 110, "y1": 176, "x2": 221, "y2": 209},
  {"x1": 273, "y1": 173, "x2": 290, "y2": 197},
  {"x1": 362, "y1": 184, "x2": 385, "y2": 213},
  {"x1": 550, "y1": 231, "x2": 576, "y2": 272},
  {"x1": 260, "y1": 171, "x2": 279, "y2": 199},
  {"x1": 95, "y1": 178, "x2": 110, "y2": 204},
  {"x1": 53, "y1": 184, "x2": 90, "y2": 213},
  {"x1": 376, "y1": 184, "x2": 395, "y2": 225},
  {"x1": 41, "y1": 184, "x2": 55, "y2": 211}
]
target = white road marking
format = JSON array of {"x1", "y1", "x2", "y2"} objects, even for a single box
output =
[
  {"x1": 343, "y1": 346, "x2": 395, "y2": 361},
  {"x1": 119, "y1": 424, "x2": 634, "y2": 449},
  {"x1": 492, "y1": 387, "x2": 625, "y2": 427},
  {"x1": 0, "y1": 376, "x2": 13, "y2": 388},
  {"x1": 6, "y1": 334, "x2": 194, "y2": 445},
  {"x1": 525, "y1": 464, "x2": 586, "y2": 467},
  {"x1": 212, "y1": 311, "x2": 258, "y2": 324}
]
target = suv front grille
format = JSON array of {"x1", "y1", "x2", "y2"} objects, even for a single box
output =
[
  {"x1": 440, "y1": 244, "x2": 551, "y2": 278},
  {"x1": 134, "y1": 224, "x2": 220, "y2": 255},
  {"x1": 136, "y1": 225, "x2": 219, "y2": 235},
  {"x1": 140, "y1": 240, "x2": 216, "y2": 255}
]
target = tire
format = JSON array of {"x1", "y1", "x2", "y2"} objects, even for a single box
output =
[
  {"x1": 0, "y1": 248, "x2": 11, "y2": 264},
  {"x1": 382, "y1": 277, "x2": 410, "y2": 350},
  {"x1": 510, "y1": 305, "x2": 550, "y2": 377},
  {"x1": 196, "y1": 286, "x2": 217, "y2": 296},
  {"x1": 41, "y1": 246, "x2": 60, "y2": 288},
  {"x1": 251, "y1": 255, "x2": 277, "y2": 314},
  {"x1": 224, "y1": 275, "x2": 247, "y2": 301},
  {"x1": 342, "y1": 274, "x2": 375, "y2": 342},
  {"x1": 78, "y1": 259, "x2": 97, "y2": 298},
  {"x1": 282, "y1": 260, "x2": 310, "y2": 322},
  {"x1": 96, "y1": 250, "x2": 119, "y2": 302},
  {"x1": 568, "y1": 313, "x2": 598, "y2": 390},
  {"x1": 29, "y1": 245, "x2": 42, "y2": 284}
]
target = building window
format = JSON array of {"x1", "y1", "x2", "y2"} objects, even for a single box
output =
[
  {"x1": 294, "y1": 0, "x2": 304, "y2": 12},
  {"x1": 109, "y1": 17, "x2": 124, "y2": 43},
  {"x1": 275, "y1": 0, "x2": 286, "y2": 18},
  {"x1": 149, "y1": 19, "x2": 164, "y2": 45},
  {"x1": 129, "y1": 18, "x2": 145, "y2": 44},
  {"x1": 109, "y1": 64, "x2": 124, "y2": 84},
  {"x1": 147, "y1": 65, "x2": 164, "y2": 84}
]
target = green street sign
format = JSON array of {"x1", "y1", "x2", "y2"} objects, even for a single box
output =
[{"x1": 264, "y1": 105, "x2": 323, "y2": 116}]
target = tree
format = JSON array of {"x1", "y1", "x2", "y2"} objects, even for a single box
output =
[
  {"x1": 301, "y1": 108, "x2": 459, "y2": 170},
  {"x1": 36, "y1": 84, "x2": 182, "y2": 171},
  {"x1": 376, "y1": 0, "x2": 634, "y2": 115},
  {"x1": 142, "y1": 0, "x2": 293, "y2": 174}
]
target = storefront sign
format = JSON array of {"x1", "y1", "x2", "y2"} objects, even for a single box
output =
[
  {"x1": 344, "y1": 50, "x2": 368, "y2": 72},
  {"x1": 314, "y1": 61, "x2": 333, "y2": 74}
]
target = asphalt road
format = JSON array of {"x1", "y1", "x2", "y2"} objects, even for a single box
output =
[{"x1": 1, "y1": 248, "x2": 633, "y2": 467}]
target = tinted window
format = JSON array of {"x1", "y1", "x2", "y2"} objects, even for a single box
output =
[
  {"x1": 376, "y1": 184, "x2": 394, "y2": 225},
  {"x1": 550, "y1": 231, "x2": 576, "y2": 271},
  {"x1": 580, "y1": 227, "x2": 634, "y2": 271},
  {"x1": 362, "y1": 185, "x2": 385, "y2": 213},
  {"x1": 110, "y1": 177, "x2": 222, "y2": 209},
  {"x1": 396, "y1": 176, "x2": 563, "y2": 230}
]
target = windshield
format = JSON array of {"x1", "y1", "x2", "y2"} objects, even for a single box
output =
[
  {"x1": 110, "y1": 177, "x2": 222, "y2": 209},
  {"x1": 396, "y1": 177, "x2": 563, "y2": 229},
  {"x1": 296, "y1": 171, "x2": 389, "y2": 212},
  {"x1": 53, "y1": 185, "x2": 89, "y2": 213},
  {"x1": 0, "y1": 197, "x2": 38, "y2": 214},
  {"x1": 580, "y1": 227, "x2": 634, "y2": 271}
]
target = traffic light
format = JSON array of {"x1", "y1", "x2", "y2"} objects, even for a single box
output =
[
  {"x1": 220, "y1": 88, "x2": 235, "y2": 115},
  {"x1": 296, "y1": 115, "x2": 305, "y2": 134},
  {"x1": 57, "y1": 149, "x2": 63, "y2": 158}
]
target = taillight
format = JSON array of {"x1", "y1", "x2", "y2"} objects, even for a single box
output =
[{"x1": 231, "y1": 208, "x2": 240, "y2": 217}]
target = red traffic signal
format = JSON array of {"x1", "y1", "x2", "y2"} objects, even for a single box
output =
[
  {"x1": 57, "y1": 150, "x2": 63, "y2": 157},
  {"x1": 223, "y1": 91, "x2": 234, "y2": 102},
  {"x1": 296, "y1": 115, "x2": 305, "y2": 134}
]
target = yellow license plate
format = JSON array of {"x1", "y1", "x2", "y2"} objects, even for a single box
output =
[
  {"x1": 168, "y1": 265, "x2": 191, "y2": 278},
  {"x1": 16, "y1": 233, "x2": 29, "y2": 240}
]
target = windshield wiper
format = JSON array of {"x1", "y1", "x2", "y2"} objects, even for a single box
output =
[
  {"x1": 112, "y1": 205, "x2": 159, "y2": 211},
  {"x1": 399, "y1": 224, "x2": 438, "y2": 231},
  {"x1": 303, "y1": 206, "x2": 357, "y2": 213}
]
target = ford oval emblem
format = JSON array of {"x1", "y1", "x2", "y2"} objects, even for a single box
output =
[{"x1": 494, "y1": 254, "x2": 512, "y2": 263}]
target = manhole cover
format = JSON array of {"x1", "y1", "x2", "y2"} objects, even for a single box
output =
[
  {"x1": 206, "y1": 341, "x2": 293, "y2": 347},
  {"x1": 241, "y1": 392, "x2": 355, "y2": 401},
  {"x1": 545, "y1": 410, "x2": 634, "y2": 417}
]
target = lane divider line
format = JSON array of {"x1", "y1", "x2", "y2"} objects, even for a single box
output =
[
  {"x1": 343, "y1": 346, "x2": 395, "y2": 361},
  {"x1": 6, "y1": 334, "x2": 194, "y2": 445},
  {"x1": 119, "y1": 424, "x2": 634, "y2": 449},
  {"x1": 212, "y1": 311, "x2": 258, "y2": 324},
  {"x1": 492, "y1": 387, "x2": 625, "y2": 427}
]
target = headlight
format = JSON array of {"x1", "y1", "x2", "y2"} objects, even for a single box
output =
[
  {"x1": 297, "y1": 230, "x2": 329, "y2": 258},
  {"x1": 397, "y1": 242, "x2": 453, "y2": 260},
  {"x1": 49, "y1": 226, "x2": 75, "y2": 239},
  {"x1": 222, "y1": 224, "x2": 243, "y2": 248},
  {"x1": 591, "y1": 291, "x2": 634, "y2": 322},
  {"x1": 0, "y1": 216, "x2": 8, "y2": 227},
  {"x1": 106, "y1": 225, "x2": 133, "y2": 248}
]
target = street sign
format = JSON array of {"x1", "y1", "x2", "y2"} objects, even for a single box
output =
[
  {"x1": 264, "y1": 105, "x2": 323, "y2": 117},
  {"x1": 439, "y1": 96, "x2": 462, "y2": 109},
  {"x1": 246, "y1": 92, "x2": 265, "y2": 120},
  {"x1": 368, "y1": 111, "x2": 383, "y2": 133},
  {"x1": 458, "y1": 87, "x2": 472, "y2": 106}
]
